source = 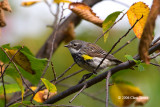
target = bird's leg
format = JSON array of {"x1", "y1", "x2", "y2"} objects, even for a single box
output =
[{"x1": 78, "y1": 73, "x2": 94, "y2": 84}]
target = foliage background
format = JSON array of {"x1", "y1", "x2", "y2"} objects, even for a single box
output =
[{"x1": 0, "y1": 0, "x2": 160, "y2": 106}]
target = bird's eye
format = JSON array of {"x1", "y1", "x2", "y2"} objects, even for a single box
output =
[{"x1": 73, "y1": 43, "x2": 77, "y2": 47}]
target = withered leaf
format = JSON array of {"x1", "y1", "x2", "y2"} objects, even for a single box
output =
[
  {"x1": 69, "y1": 2, "x2": 103, "y2": 27},
  {"x1": 0, "y1": 8, "x2": 6, "y2": 27},
  {"x1": 0, "y1": 0, "x2": 12, "y2": 12}
]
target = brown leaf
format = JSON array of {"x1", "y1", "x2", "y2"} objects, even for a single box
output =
[
  {"x1": 30, "y1": 87, "x2": 57, "y2": 103},
  {"x1": 64, "y1": 22, "x2": 75, "y2": 43},
  {"x1": 0, "y1": 0, "x2": 12, "y2": 12},
  {"x1": 139, "y1": 0, "x2": 160, "y2": 64},
  {"x1": 6, "y1": 49, "x2": 36, "y2": 74},
  {"x1": 135, "y1": 96, "x2": 149, "y2": 106},
  {"x1": 0, "y1": 9, "x2": 6, "y2": 27},
  {"x1": 69, "y1": 2, "x2": 103, "y2": 27}
]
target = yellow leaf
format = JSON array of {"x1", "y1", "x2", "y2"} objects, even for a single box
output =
[
  {"x1": 54, "y1": 0, "x2": 72, "y2": 4},
  {"x1": 21, "y1": 0, "x2": 41, "y2": 7},
  {"x1": 5, "y1": 49, "x2": 35, "y2": 74},
  {"x1": 127, "y1": 2, "x2": 150, "y2": 39},
  {"x1": 41, "y1": 78, "x2": 57, "y2": 93},
  {"x1": 69, "y1": 2, "x2": 103, "y2": 27},
  {"x1": 110, "y1": 80, "x2": 143, "y2": 107},
  {"x1": 30, "y1": 86, "x2": 57, "y2": 103}
]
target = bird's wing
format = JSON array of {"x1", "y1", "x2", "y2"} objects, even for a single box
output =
[{"x1": 83, "y1": 43, "x2": 122, "y2": 64}]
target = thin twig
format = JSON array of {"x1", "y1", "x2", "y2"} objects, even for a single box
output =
[
  {"x1": 57, "y1": 83, "x2": 105, "y2": 103},
  {"x1": 150, "y1": 36, "x2": 160, "y2": 47},
  {"x1": 150, "y1": 62, "x2": 160, "y2": 67},
  {"x1": 94, "y1": 15, "x2": 143, "y2": 72},
  {"x1": 0, "y1": 48, "x2": 35, "y2": 94},
  {"x1": 56, "y1": 62, "x2": 76, "y2": 80},
  {"x1": 106, "y1": 71, "x2": 111, "y2": 107},
  {"x1": 29, "y1": 69, "x2": 84, "y2": 103},
  {"x1": 51, "y1": 61, "x2": 57, "y2": 81},
  {"x1": 44, "y1": 0, "x2": 56, "y2": 16},
  {"x1": 69, "y1": 83, "x2": 87, "y2": 103},
  {"x1": 94, "y1": 12, "x2": 126, "y2": 43},
  {"x1": 150, "y1": 52, "x2": 160, "y2": 59},
  {"x1": 0, "y1": 46, "x2": 23, "y2": 78},
  {"x1": 32, "y1": 3, "x2": 66, "y2": 102},
  {"x1": 7, "y1": 42, "x2": 160, "y2": 106},
  {"x1": 55, "y1": 69, "x2": 84, "y2": 84},
  {"x1": 112, "y1": 36, "x2": 137, "y2": 55},
  {"x1": 0, "y1": 64, "x2": 6, "y2": 107}
]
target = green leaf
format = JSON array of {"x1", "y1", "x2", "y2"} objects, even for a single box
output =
[
  {"x1": 5, "y1": 68, "x2": 24, "y2": 100},
  {"x1": 0, "y1": 84, "x2": 21, "y2": 94},
  {"x1": 0, "y1": 44, "x2": 47, "y2": 85},
  {"x1": 0, "y1": 99, "x2": 5, "y2": 107},
  {"x1": 9, "y1": 101, "x2": 32, "y2": 107},
  {"x1": 125, "y1": 55, "x2": 134, "y2": 61},
  {"x1": 13, "y1": 46, "x2": 34, "y2": 56},
  {"x1": 138, "y1": 63, "x2": 144, "y2": 71},
  {"x1": 102, "y1": 11, "x2": 122, "y2": 42},
  {"x1": 20, "y1": 51, "x2": 47, "y2": 85},
  {"x1": 0, "y1": 44, "x2": 11, "y2": 63},
  {"x1": 41, "y1": 78, "x2": 57, "y2": 93},
  {"x1": 124, "y1": 55, "x2": 138, "y2": 63}
]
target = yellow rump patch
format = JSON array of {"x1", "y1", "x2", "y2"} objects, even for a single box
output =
[{"x1": 82, "y1": 54, "x2": 93, "y2": 60}]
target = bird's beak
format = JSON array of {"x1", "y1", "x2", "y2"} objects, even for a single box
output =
[{"x1": 64, "y1": 44, "x2": 70, "y2": 48}]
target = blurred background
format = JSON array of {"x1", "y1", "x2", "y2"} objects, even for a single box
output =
[{"x1": 1, "y1": 0, "x2": 160, "y2": 106}]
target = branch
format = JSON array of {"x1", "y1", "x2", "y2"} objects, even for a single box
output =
[
  {"x1": 36, "y1": 0, "x2": 103, "y2": 58},
  {"x1": 0, "y1": 64, "x2": 6, "y2": 107},
  {"x1": 43, "y1": 42, "x2": 160, "y2": 104},
  {"x1": 105, "y1": 71, "x2": 111, "y2": 107},
  {"x1": 94, "y1": 15, "x2": 143, "y2": 72},
  {"x1": 94, "y1": 12, "x2": 126, "y2": 43},
  {"x1": 112, "y1": 36, "x2": 137, "y2": 55}
]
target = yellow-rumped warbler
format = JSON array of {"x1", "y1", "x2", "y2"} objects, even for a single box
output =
[{"x1": 65, "y1": 40, "x2": 122, "y2": 73}]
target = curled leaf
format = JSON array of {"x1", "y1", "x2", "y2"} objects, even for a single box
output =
[
  {"x1": 30, "y1": 86, "x2": 57, "y2": 103},
  {"x1": 135, "y1": 96, "x2": 149, "y2": 106},
  {"x1": 127, "y1": 2, "x2": 150, "y2": 39},
  {"x1": 0, "y1": 0, "x2": 12, "y2": 12},
  {"x1": 21, "y1": 1, "x2": 41, "y2": 7},
  {"x1": 5, "y1": 49, "x2": 36, "y2": 74},
  {"x1": 0, "y1": 9, "x2": 6, "y2": 27},
  {"x1": 69, "y1": 2, "x2": 103, "y2": 27}
]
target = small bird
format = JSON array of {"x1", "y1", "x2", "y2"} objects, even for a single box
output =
[{"x1": 65, "y1": 40, "x2": 122, "y2": 74}]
